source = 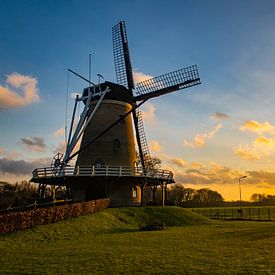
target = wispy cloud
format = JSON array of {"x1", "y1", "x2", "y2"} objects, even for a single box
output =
[
  {"x1": 211, "y1": 112, "x2": 229, "y2": 121},
  {"x1": 240, "y1": 120, "x2": 275, "y2": 135},
  {"x1": 140, "y1": 102, "x2": 156, "y2": 123},
  {"x1": 234, "y1": 145, "x2": 262, "y2": 160},
  {"x1": 0, "y1": 73, "x2": 39, "y2": 110},
  {"x1": 0, "y1": 157, "x2": 49, "y2": 175},
  {"x1": 183, "y1": 123, "x2": 222, "y2": 148},
  {"x1": 21, "y1": 137, "x2": 46, "y2": 152},
  {"x1": 53, "y1": 127, "x2": 65, "y2": 138},
  {"x1": 170, "y1": 158, "x2": 187, "y2": 168},
  {"x1": 149, "y1": 140, "x2": 161, "y2": 152},
  {"x1": 133, "y1": 71, "x2": 152, "y2": 84},
  {"x1": 0, "y1": 147, "x2": 5, "y2": 155}
]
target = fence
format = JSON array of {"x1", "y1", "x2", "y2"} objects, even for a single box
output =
[
  {"x1": 32, "y1": 165, "x2": 174, "y2": 181},
  {"x1": 192, "y1": 207, "x2": 275, "y2": 221},
  {"x1": 0, "y1": 198, "x2": 110, "y2": 235}
]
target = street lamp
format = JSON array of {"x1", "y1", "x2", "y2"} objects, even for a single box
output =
[{"x1": 238, "y1": 175, "x2": 247, "y2": 208}]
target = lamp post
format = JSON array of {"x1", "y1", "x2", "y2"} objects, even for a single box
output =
[{"x1": 238, "y1": 175, "x2": 247, "y2": 209}]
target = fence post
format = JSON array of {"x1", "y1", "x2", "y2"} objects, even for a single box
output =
[
  {"x1": 249, "y1": 208, "x2": 251, "y2": 220},
  {"x1": 258, "y1": 208, "x2": 261, "y2": 221},
  {"x1": 232, "y1": 209, "x2": 233, "y2": 219},
  {"x1": 268, "y1": 208, "x2": 271, "y2": 221}
]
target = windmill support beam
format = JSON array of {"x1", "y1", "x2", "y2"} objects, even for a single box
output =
[
  {"x1": 140, "y1": 178, "x2": 147, "y2": 207},
  {"x1": 161, "y1": 181, "x2": 165, "y2": 207}
]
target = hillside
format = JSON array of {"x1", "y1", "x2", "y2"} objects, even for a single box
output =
[{"x1": 1, "y1": 206, "x2": 274, "y2": 274}]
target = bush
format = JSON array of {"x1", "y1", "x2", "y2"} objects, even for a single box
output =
[{"x1": 141, "y1": 220, "x2": 165, "y2": 231}]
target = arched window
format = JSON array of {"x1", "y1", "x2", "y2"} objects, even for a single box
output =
[{"x1": 132, "y1": 187, "x2": 137, "y2": 198}]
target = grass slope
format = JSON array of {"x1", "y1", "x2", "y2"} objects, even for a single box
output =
[{"x1": 0, "y1": 206, "x2": 274, "y2": 274}]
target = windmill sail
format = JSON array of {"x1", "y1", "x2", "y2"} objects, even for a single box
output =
[
  {"x1": 112, "y1": 21, "x2": 135, "y2": 90},
  {"x1": 134, "y1": 65, "x2": 200, "y2": 101},
  {"x1": 136, "y1": 109, "x2": 153, "y2": 168}
]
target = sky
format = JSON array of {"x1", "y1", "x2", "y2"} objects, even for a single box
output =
[{"x1": 1, "y1": 0, "x2": 275, "y2": 200}]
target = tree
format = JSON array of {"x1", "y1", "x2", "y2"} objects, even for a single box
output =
[
  {"x1": 135, "y1": 151, "x2": 161, "y2": 169},
  {"x1": 0, "y1": 181, "x2": 38, "y2": 209}
]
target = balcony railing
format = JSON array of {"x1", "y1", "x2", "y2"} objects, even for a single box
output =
[{"x1": 32, "y1": 165, "x2": 174, "y2": 181}]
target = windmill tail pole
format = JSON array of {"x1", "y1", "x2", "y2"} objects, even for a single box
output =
[
  {"x1": 65, "y1": 96, "x2": 151, "y2": 163},
  {"x1": 68, "y1": 68, "x2": 96, "y2": 86}
]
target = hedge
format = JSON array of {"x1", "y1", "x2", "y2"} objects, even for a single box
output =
[{"x1": 0, "y1": 198, "x2": 110, "y2": 234}]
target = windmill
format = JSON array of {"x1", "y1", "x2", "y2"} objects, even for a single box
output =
[{"x1": 31, "y1": 21, "x2": 201, "y2": 206}]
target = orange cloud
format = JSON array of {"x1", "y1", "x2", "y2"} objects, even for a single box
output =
[
  {"x1": 234, "y1": 145, "x2": 261, "y2": 160},
  {"x1": 255, "y1": 136, "x2": 275, "y2": 147},
  {"x1": 0, "y1": 147, "x2": 5, "y2": 155},
  {"x1": 149, "y1": 140, "x2": 161, "y2": 152},
  {"x1": 53, "y1": 127, "x2": 65, "y2": 138},
  {"x1": 0, "y1": 73, "x2": 39, "y2": 110},
  {"x1": 183, "y1": 123, "x2": 222, "y2": 148},
  {"x1": 240, "y1": 120, "x2": 275, "y2": 135},
  {"x1": 170, "y1": 158, "x2": 187, "y2": 168}
]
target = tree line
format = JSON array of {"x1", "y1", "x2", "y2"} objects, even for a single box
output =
[
  {"x1": 150, "y1": 184, "x2": 224, "y2": 207},
  {"x1": 0, "y1": 180, "x2": 274, "y2": 210},
  {"x1": 0, "y1": 181, "x2": 38, "y2": 209}
]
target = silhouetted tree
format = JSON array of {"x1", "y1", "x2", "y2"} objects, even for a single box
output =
[{"x1": 0, "y1": 181, "x2": 38, "y2": 209}]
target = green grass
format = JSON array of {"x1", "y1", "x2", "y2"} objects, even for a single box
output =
[{"x1": 0, "y1": 206, "x2": 274, "y2": 274}]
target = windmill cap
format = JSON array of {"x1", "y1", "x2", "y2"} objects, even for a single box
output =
[{"x1": 82, "y1": 81, "x2": 134, "y2": 105}]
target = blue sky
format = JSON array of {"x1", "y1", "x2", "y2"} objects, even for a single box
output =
[{"x1": 1, "y1": 0, "x2": 275, "y2": 200}]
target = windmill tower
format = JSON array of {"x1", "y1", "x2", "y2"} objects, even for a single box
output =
[{"x1": 31, "y1": 21, "x2": 201, "y2": 206}]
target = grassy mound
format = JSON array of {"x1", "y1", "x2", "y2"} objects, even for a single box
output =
[
  {"x1": 1, "y1": 207, "x2": 274, "y2": 274},
  {"x1": 0, "y1": 206, "x2": 210, "y2": 240},
  {"x1": 54, "y1": 206, "x2": 211, "y2": 234}
]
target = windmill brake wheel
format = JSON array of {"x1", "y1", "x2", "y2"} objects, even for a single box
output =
[{"x1": 51, "y1": 152, "x2": 64, "y2": 175}]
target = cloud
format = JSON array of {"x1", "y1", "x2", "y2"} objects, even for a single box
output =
[
  {"x1": 234, "y1": 145, "x2": 262, "y2": 160},
  {"x1": 0, "y1": 157, "x2": 49, "y2": 175},
  {"x1": 211, "y1": 112, "x2": 229, "y2": 121},
  {"x1": 0, "y1": 147, "x2": 5, "y2": 155},
  {"x1": 0, "y1": 72, "x2": 39, "y2": 110},
  {"x1": 170, "y1": 158, "x2": 187, "y2": 168},
  {"x1": 149, "y1": 140, "x2": 161, "y2": 152},
  {"x1": 71, "y1": 92, "x2": 82, "y2": 99},
  {"x1": 133, "y1": 71, "x2": 153, "y2": 84},
  {"x1": 183, "y1": 123, "x2": 222, "y2": 148},
  {"x1": 21, "y1": 137, "x2": 46, "y2": 152},
  {"x1": 54, "y1": 141, "x2": 66, "y2": 154},
  {"x1": 245, "y1": 170, "x2": 275, "y2": 186},
  {"x1": 254, "y1": 136, "x2": 275, "y2": 147},
  {"x1": 174, "y1": 162, "x2": 239, "y2": 185},
  {"x1": 234, "y1": 135, "x2": 275, "y2": 161},
  {"x1": 53, "y1": 127, "x2": 65, "y2": 138},
  {"x1": 240, "y1": 120, "x2": 275, "y2": 135},
  {"x1": 140, "y1": 102, "x2": 156, "y2": 123}
]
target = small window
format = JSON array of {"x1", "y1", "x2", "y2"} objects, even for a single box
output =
[{"x1": 113, "y1": 138, "x2": 121, "y2": 152}]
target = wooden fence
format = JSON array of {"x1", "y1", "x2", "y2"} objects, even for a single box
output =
[
  {"x1": 192, "y1": 207, "x2": 275, "y2": 221},
  {"x1": 0, "y1": 198, "x2": 110, "y2": 235}
]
